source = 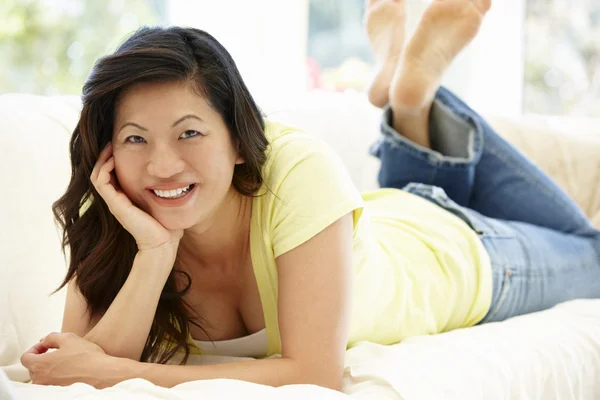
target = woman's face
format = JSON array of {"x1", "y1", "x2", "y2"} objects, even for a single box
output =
[{"x1": 112, "y1": 80, "x2": 244, "y2": 231}]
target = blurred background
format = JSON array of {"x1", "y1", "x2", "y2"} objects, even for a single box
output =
[{"x1": 1, "y1": 0, "x2": 599, "y2": 117}]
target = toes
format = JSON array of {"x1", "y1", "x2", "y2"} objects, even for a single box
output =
[
  {"x1": 474, "y1": 0, "x2": 492, "y2": 13},
  {"x1": 366, "y1": 0, "x2": 402, "y2": 9},
  {"x1": 364, "y1": 0, "x2": 384, "y2": 17}
]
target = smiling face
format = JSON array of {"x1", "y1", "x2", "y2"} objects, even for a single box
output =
[{"x1": 112, "y1": 80, "x2": 245, "y2": 231}]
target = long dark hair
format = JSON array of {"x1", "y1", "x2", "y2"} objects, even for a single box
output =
[{"x1": 52, "y1": 26, "x2": 268, "y2": 364}]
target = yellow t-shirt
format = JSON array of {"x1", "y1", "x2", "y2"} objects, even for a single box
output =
[
  {"x1": 79, "y1": 119, "x2": 491, "y2": 358},
  {"x1": 246, "y1": 121, "x2": 492, "y2": 357}
]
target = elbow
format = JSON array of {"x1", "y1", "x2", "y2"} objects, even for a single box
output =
[
  {"x1": 323, "y1": 376, "x2": 344, "y2": 392},
  {"x1": 321, "y1": 380, "x2": 343, "y2": 392},
  {"x1": 299, "y1": 366, "x2": 344, "y2": 392},
  {"x1": 83, "y1": 334, "x2": 142, "y2": 362},
  {"x1": 309, "y1": 375, "x2": 343, "y2": 392}
]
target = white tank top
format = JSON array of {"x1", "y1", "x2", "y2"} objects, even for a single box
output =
[{"x1": 193, "y1": 328, "x2": 268, "y2": 358}]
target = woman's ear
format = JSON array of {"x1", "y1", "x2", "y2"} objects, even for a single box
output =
[{"x1": 234, "y1": 141, "x2": 246, "y2": 165}]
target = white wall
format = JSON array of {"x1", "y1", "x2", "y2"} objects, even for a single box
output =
[
  {"x1": 167, "y1": 0, "x2": 525, "y2": 117},
  {"x1": 405, "y1": 0, "x2": 525, "y2": 117},
  {"x1": 450, "y1": 1, "x2": 526, "y2": 117},
  {"x1": 166, "y1": 0, "x2": 309, "y2": 109}
]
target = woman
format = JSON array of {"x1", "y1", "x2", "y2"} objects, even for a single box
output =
[{"x1": 21, "y1": 0, "x2": 599, "y2": 391}]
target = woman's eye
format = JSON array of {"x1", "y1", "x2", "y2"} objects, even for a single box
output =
[
  {"x1": 180, "y1": 130, "x2": 201, "y2": 139},
  {"x1": 125, "y1": 135, "x2": 145, "y2": 144}
]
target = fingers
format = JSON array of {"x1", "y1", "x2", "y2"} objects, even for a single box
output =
[
  {"x1": 94, "y1": 157, "x2": 124, "y2": 213},
  {"x1": 90, "y1": 142, "x2": 113, "y2": 184},
  {"x1": 97, "y1": 156, "x2": 116, "y2": 188},
  {"x1": 89, "y1": 145, "x2": 135, "y2": 221},
  {"x1": 21, "y1": 332, "x2": 78, "y2": 371},
  {"x1": 39, "y1": 332, "x2": 69, "y2": 350},
  {"x1": 20, "y1": 340, "x2": 52, "y2": 368},
  {"x1": 91, "y1": 146, "x2": 121, "y2": 207},
  {"x1": 24, "y1": 342, "x2": 50, "y2": 355},
  {"x1": 20, "y1": 352, "x2": 38, "y2": 369}
]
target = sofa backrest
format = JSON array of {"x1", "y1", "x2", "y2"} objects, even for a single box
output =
[{"x1": 0, "y1": 94, "x2": 80, "y2": 369}]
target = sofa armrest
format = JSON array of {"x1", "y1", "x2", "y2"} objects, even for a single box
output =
[{"x1": 488, "y1": 116, "x2": 600, "y2": 228}]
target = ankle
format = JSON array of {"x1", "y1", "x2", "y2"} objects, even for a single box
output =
[
  {"x1": 367, "y1": 55, "x2": 402, "y2": 109},
  {"x1": 390, "y1": 60, "x2": 440, "y2": 112},
  {"x1": 390, "y1": 104, "x2": 432, "y2": 149}
]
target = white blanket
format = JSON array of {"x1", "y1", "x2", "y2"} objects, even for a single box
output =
[{"x1": 7, "y1": 299, "x2": 600, "y2": 399}]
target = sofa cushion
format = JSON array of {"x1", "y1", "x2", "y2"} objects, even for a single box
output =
[
  {"x1": 1, "y1": 92, "x2": 599, "y2": 376},
  {"x1": 487, "y1": 116, "x2": 600, "y2": 227},
  {"x1": 0, "y1": 94, "x2": 80, "y2": 368}
]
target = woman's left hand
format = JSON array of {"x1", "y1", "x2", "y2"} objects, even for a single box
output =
[{"x1": 20, "y1": 332, "x2": 116, "y2": 388}]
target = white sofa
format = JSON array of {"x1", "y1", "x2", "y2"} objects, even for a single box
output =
[{"x1": 1, "y1": 91, "x2": 599, "y2": 399}]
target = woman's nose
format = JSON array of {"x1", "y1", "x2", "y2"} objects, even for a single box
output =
[{"x1": 146, "y1": 144, "x2": 185, "y2": 178}]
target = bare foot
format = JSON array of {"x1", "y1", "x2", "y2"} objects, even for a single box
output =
[
  {"x1": 390, "y1": 0, "x2": 492, "y2": 113},
  {"x1": 364, "y1": 0, "x2": 407, "y2": 108}
]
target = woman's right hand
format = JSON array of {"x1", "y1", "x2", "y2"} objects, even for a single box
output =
[{"x1": 90, "y1": 142, "x2": 184, "y2": 253}]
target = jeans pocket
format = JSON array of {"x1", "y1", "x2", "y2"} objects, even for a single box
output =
[
  {"x1": 482, "y1": 268, "x2": 513, "y2": 323},
  {"x1": 466, "y1": 215, "x2": 516, "y2": 239},
  {"x1": 402, "y1": 183, "x2": 515, "y2": 239}
]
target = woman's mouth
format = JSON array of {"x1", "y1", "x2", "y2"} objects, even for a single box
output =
[
  {"x1": 151, "y1": 184, "x2": 195, "y2": 199},
  {"x1": 148, "y1": 183, "x2": 198, "y2": 207}
]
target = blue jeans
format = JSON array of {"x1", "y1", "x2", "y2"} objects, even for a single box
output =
[{"x1": 370, "y1": 86, "x2": 600, "y2": 323}]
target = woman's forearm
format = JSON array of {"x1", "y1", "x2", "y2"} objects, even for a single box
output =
[
  {"x1": 108, "y1": 356, "x2": 341, "y2": 391},
  {"x1": 83, "y1": 246, "x2": 176, "y2": 360}
]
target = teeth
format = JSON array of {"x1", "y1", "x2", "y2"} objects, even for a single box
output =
[{"x1": 153, "y1": 184, "x2": 193, "y2": 199}]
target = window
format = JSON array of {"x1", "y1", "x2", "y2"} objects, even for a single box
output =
[
  {"x1": 308, "y1": 0, "x2": 600, "y2": 117},
  {"x1": 307, "y1": 0, "x2": 372, "y2": 92},
  {"x1": 5, "y1": 0, "x2": 599, "y2": 117},
  {"x1": 0, "y1": 0, "x2": 165, "y2": 95},
  {"x1": 524, "y1": 0, "x2": 600, "y2": 116},
  {"x1": 0, "y1": 0, "x2": 307, "y2": 105}
]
